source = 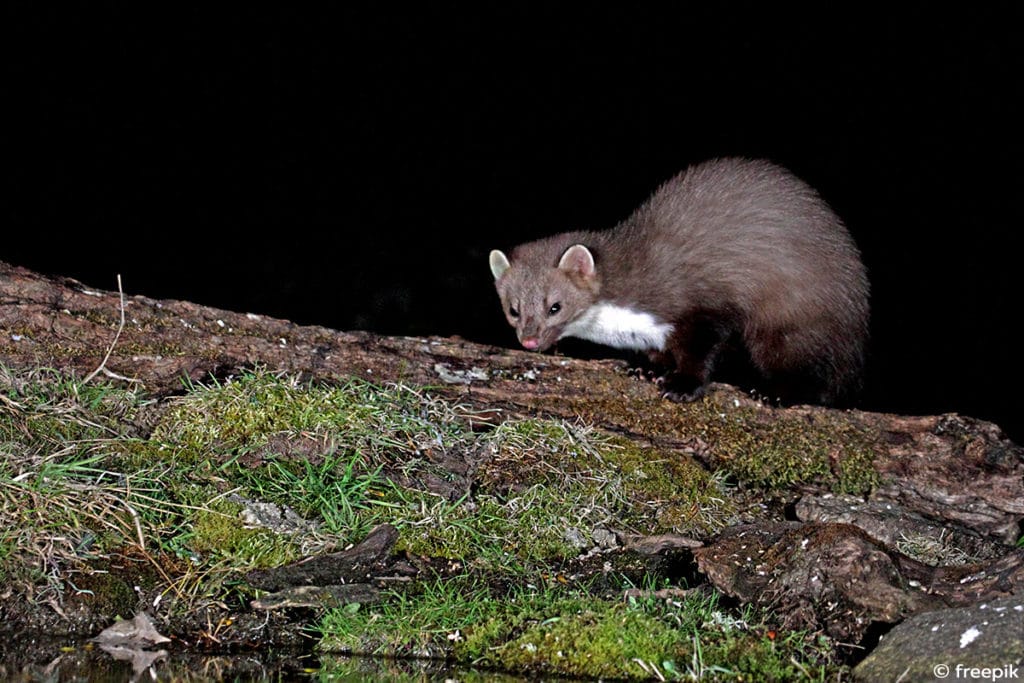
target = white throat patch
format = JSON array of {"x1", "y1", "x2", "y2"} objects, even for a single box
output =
[{"x1": 560, "y1": 302, "x2": 673, "y2": 351}]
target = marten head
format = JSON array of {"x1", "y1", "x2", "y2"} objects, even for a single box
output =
[{"x1": 489, "y1": 243, "x2": 600, "y2": 352}]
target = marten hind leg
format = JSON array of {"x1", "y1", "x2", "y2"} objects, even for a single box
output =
[{"x1": 747, "y1": 328, "x2": 856, "y2": 407}]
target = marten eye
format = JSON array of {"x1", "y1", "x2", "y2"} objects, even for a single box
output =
[
  {"x1": 509, "y1": 305, "x2": 520, "y2": 318},
  {"x1": 548, "y1": 302, "x2": 561, "y2": 316}
]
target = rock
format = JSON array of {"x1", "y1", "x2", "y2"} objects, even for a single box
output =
[
  {"x1": 591, "y1": 527, "x2": 619, "y2": 549},
  {"x1": 92, "y1": 612, "x2": 170, "y2": 648},
  {"x1": 93, "y1": 612, "x2": 171, "y2": 678},
  {"x1": 853, "y1": 595, "x2": 1024, "y2": 682},
  {"x1": 562, "y1": 527, "x2": 589, "y2": 550},
  {"x1": 869, "y1": 413, "x2": 1024, "y2": 544},
  {"x1": 246, "y1": 524, "x2": 400, "y2": 592},
  {"x1": 229, "y1": 493, "x2": 320, "y2": 535},
  {"x1": 251, "y1": 584, "x2": 380, "y2": 610},
  {"x1": 623, "y1": 532, "x2": 703, "y2": 555},
  {"x1": 694, "y1": 522, "x2": 1024, "y2": 643},
  {"x1": 796, "y1": 493, "x2": 1007, "y2": 563},
  {"x1": 694, "y1": 522, "x2": 937, "y2": 641}
]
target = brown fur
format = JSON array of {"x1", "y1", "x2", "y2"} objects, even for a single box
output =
[{"x1": 490, "y1": 158, "x2": 870, "y2": 405}]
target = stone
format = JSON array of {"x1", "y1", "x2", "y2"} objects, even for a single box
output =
[{"x1": 854, "y1": 596, "x2": 1024, "y2": 682}]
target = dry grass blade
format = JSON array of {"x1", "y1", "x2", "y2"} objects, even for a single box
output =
[{"x1": 81, "y1": 274, "x2": 139, "y2": 386}]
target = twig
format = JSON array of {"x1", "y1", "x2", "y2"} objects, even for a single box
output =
[{"x1": 82, "y1": 274, "x2": 132, "y2": 386}]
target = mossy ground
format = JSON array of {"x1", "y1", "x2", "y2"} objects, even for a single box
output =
[
  {"x1": 656, "y1": 394, "x2": 879, "y2": 496},
  {"x1": 1, "y1": 364, "x2": 852, "y2": 678},
  {"x1": 319, "y1": 575, "x2": 839, "y2": 680}
]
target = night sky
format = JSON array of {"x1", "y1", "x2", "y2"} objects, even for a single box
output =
[{"x1": 6, "y1": 7, "x2": 1023, "y2": 441}]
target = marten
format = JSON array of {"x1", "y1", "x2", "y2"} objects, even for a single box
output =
[{"x1": 488, "y1": 158, "x2": 869, "y2": 406}]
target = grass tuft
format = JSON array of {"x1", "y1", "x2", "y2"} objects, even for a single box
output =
[
  {"x1": 319, "y1": 575, "x2": 845, "y2": 680},
  {"x1": 2, "y1": 364, "x2": 855, "y2": 678}
]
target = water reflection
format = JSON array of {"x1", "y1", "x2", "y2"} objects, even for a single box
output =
[
  {"x1": 0, "y1": 643, "x2": 316, "y2": 682},
  {"x1": 0, "y1": 644, "x2": 561, "y2": 681}
]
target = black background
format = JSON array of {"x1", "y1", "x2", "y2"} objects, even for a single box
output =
[{"x1": 6, "y1": 6, "x2": 1023, "y2": 441}]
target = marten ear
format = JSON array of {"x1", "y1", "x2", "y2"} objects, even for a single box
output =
[
  {"x1": 558, "y1": 244, "x2": 596, "y2": 278},
  {"x1": 489, "y1": 250, "x2": 511, "y2": 280}
]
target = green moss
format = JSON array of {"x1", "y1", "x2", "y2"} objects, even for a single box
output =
[
  {"x1": 1, "y1": 367, "x2": 323, "y2": 605},
  {"x1": 0, "y1": 369, "x2": 144, "y2": 448},
  {"x1": 320, "y1": 577, "x2": 846, "y2": 680},
  {"x1": 187, "y1": 499, "x2": 298, "y2": 568},
  {"x1": 67, "y1": 567, "x2": 138, "y2": 616},
  {"x1": 477, "y1": 418, "x2": 736, "y2": 539},
  {"x1": 80, "y1": 309, "x2": 126, "y2": 326},
  {"x1": 394, "y1": 420, "x2": 735, "y2": 570},
  {"x1": 0, "y1": 364, "x2": 867, "y2": 677},
  {"x1": 151, "y1": 371, "x2": 469, "y2": 466},
  {"x1": 674, "y1": 398, "x2": 879, "y2": 495},
  {"x1": 395, "y1": 488, "x2": 580, "y2": 568},
  {"x1": 320, "y1": 575, "x2": 499, "y2": 657},
  {"x1": 483, "y1": 604, "x2": 683, "y2": 679},
  {"x1": 607, "y1": 438, "x2": 737, "y2": 534}
]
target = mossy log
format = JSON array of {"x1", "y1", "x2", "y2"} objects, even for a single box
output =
[{"x1": 2, "y1": 260, "x2": 1022, "y2": 645}]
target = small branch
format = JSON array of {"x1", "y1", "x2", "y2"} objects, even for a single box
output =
[{"x1": 81, "y1": 274, "x2": 128, "y2": 386}]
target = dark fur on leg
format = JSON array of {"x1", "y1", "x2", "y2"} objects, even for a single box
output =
[{"x1": 654, "y1": 308, "x2": 742, "y2": 402}]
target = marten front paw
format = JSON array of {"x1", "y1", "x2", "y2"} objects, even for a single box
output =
[
  {"x1": 662, "y1": 386, "x2": 706, "y2": 403},
  {"x1": 627, "y1": 366, "x2": 662, "y2": 383},
  {"x1": 657, "y1": 374, "x2": 707, "y2": 402},
  {"x1": 622, "y1": 366, "x2": 663, "y2": 382}
]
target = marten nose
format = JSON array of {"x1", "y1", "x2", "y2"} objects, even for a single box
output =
[{"x1": 521, "y1": 337, "x2": 540, "y2": 350}]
